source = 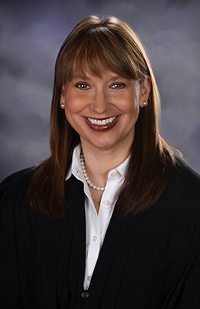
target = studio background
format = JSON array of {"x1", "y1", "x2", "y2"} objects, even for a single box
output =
[{"x1": 0, "y1": 0, "x2": 200, "y2": 182}]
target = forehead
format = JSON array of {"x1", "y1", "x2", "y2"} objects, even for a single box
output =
[
  {"x1": 71, "y1": 70, "x2": 126, "y2": 80},
  {"x1": 64, "y1": 50, "x2": 136, "y2": 81}
]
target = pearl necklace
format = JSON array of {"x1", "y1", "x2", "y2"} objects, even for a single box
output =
[{"x1": 80, "y1": 153, "x2": 105, "y2": 191}]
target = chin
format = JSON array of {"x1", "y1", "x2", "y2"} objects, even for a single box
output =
[{"x1": 91, "y1": 141, "x2": 118, "y2": 151}]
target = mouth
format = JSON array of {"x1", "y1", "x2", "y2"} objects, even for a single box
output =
[
  {"x1": 84, "y1": 116, "x2": 119, "y2": 132},
  {"x1": 87, "y1": 116, "x2": 117, "y2": 125}
]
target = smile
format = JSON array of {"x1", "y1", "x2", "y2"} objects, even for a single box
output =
[
  {"x1": 84, "y1": 116, "x2": 119, "y2": 132},
  {"x1": 87, "y1": 116, "x2": 117, "y2": 125}
]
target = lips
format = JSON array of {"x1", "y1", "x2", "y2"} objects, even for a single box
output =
[{"x1": 84, "y1": 116, "x2": 119, "y2": 132}]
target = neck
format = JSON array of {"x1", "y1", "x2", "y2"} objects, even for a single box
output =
[{"x1": 80, "y1": 143, "x2": 131, "y2": 188}]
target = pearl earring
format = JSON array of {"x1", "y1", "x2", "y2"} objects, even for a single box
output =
[
  {"x1": 143, "y1": 101, "x2": 148, "y2": 106},
  {"x1": 61, "y1": 103, "x2": 65, "y2": 109}
]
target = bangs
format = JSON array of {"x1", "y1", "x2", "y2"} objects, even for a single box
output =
[{"x1": 59, "y1": 28, "x2": 146, "y2": 84}]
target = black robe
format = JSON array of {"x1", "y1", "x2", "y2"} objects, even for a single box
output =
[{"x1": 0, "y1": 157, "x2": 200, "y2": 309}]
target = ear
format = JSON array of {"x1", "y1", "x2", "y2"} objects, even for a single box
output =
[
  {"x1": 139, "y1": 76, "x2": 151, "y2": 108},
  {"x1": 60, "y1": 85, "x2": 65, "y2": 107}
]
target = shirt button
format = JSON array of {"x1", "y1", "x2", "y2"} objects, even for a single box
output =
[
  {"x1": 93, "y1": 235, "x2": 98, "y2": 242},
  {"x1": 111, "y1": 170, "x2": 117, "y2": 177},
  {"x1": 103, "y1": 200, "x2": 110, "y2": 206},
  {"x1": 87, "y1": 276, "x2": 92, "y2": 281},
  {"x1": 81, "y1": 291, "x2": 89, "y2": 299}
]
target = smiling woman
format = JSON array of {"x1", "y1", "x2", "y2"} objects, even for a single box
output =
[
  {"x1": 1, "y1": 15, "x2": 200, "y2": 309},
  {"x1": 60, "y1": 71, "x2": 149, "y2": 154}
]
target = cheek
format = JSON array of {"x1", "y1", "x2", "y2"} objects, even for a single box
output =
[
  {"x1": 64, "y1": 95, "x2": 78, "y2": 113},
  {"x1": 62, "y1": 96, "x2": 76, "y2": 123},
  {"x1": 64, "y1": 109, "x2": 81, "y2": 135},
  {"x1": 120, "y1": 96, "x2": 140, "y2": 115},
  {"x1": 64, "y1": 94, "x2": 89, "y2": 115},
  {"x1": 63, "y1": 100, "x2": 74, "y2": 122},
  {"x1": 63, "y1": 97, "x2": 83, "y2": 130},
  {"x1": 64, "y1": 108, "x2": 79, "y2": 130}
]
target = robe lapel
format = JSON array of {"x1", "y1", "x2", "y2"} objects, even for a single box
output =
[{"x1": 58, "y1": 175, "x2": 86, "y2": 308}]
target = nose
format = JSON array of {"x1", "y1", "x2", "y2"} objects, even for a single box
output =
[{"x1": 91, "y1": 89, "x2": 110, "y2": 114}]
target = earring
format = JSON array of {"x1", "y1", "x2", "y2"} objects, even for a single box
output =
[
  {"x1": 143, "y1": 101, "x2": 148, "y2": 106},
  {"x1": 61, "y1": 103, "x2": 65, "y2": 109}
]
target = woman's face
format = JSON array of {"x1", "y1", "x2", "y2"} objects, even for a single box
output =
[{"x1": 60, "y1": 70, "x2": 150, "y2": 153}]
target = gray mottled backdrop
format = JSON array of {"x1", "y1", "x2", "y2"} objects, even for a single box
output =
[{"x1": 0, "y1": 0, "x2": 200, "y2": 181}]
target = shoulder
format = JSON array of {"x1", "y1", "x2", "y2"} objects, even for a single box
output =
[
  {"x1": 166, "y1": 155, "x2": 200, "y2": 200},
  {"x1": 0, "y1": 168, "x2": 35, "y2": 199}
]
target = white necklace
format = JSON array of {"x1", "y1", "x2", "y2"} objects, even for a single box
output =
[{"x1": 80, "y1": 153, "x2": 105, "y2": 191}]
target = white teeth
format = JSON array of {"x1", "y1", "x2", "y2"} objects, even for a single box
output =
[{"x1": 87, "y1": 116, "x2": 117, "y2": 125}]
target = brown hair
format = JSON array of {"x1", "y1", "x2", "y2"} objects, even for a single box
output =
[{"x1": 28, "y1": 15, "x2": 175, "y2": 218}]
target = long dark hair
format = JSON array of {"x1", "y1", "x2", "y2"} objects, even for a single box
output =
[{"x1": 28, "y1": 15, "x2": 175, "y2": 218}]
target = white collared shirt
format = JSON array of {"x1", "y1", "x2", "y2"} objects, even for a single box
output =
[{"x1": 66, "y1": 145, "x2": 129, "y2": 290}]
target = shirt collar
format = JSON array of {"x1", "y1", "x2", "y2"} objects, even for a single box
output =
[
  {"x1": 66, "y1": 144, "x2": 130, "y2": 181},
  {"x1": 65, "y1": 144, "x2": 82, "y2": 181}
]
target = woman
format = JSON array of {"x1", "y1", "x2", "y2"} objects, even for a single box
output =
[{"x1": 0, "y1": 15, "x2": 200, "y2": 309}]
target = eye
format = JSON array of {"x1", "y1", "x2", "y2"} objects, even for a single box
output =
[
  {"x1": 75, "y1": 83, "x2": 90, "y2": 90},
  {"x1": 111, "y1": 83, "x2": 126, "y2": 89}
]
